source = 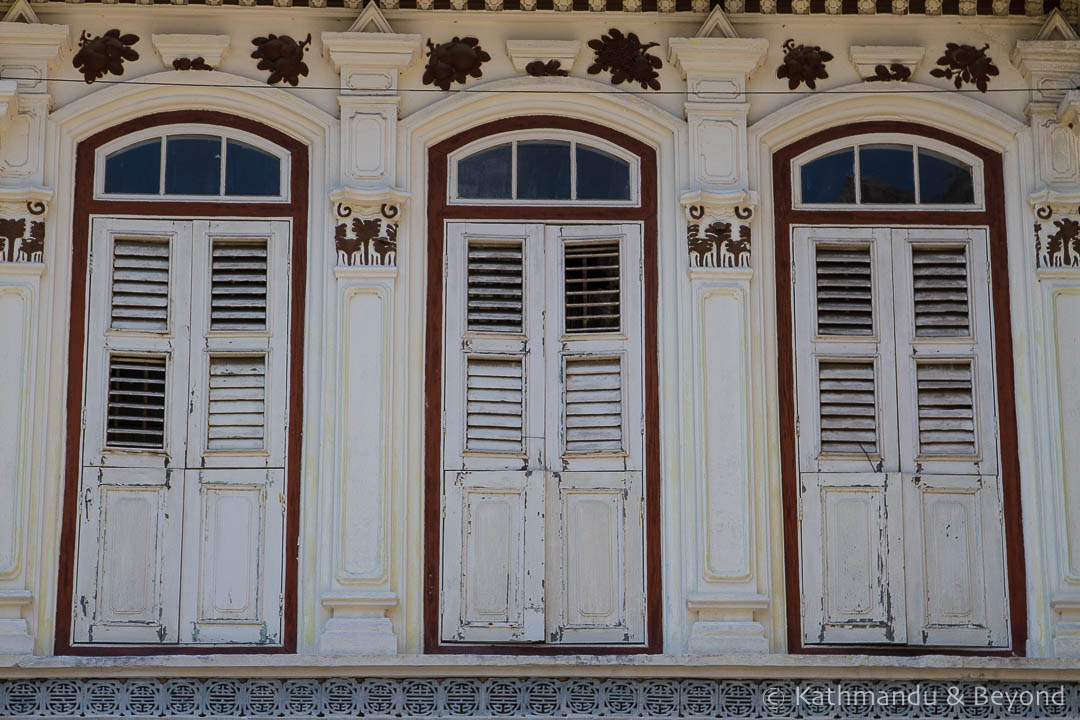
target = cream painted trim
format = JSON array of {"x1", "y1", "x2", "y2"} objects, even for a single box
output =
[
  {"x1": 37, "y1": 70, "x2": 337, "y2": 655},
  {"x1": 397, "y1": 74, "x2": 694, "y2": 652}
]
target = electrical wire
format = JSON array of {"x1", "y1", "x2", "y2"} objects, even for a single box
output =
[{"x1": 3, "y1": 74, "x2": 1054, "y2": 95}]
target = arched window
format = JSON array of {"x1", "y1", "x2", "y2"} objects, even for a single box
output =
[
  {"x1": 793, "y1": 136, "x2": 980, "y2": 207},
  {"x1": 449, "y1": 133, "x2": 638, "y2": 204},
  {"x1": 95, "y1": 126, "x2": 289, "y2": 200}
]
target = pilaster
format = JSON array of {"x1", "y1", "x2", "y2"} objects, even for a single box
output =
[
  {"x1": 316, "y1": 18, "x2": 420, "y2": 654},
  {"x1": 1013, "y1": 19, "x2": 1080, "y2": 657},
  {"x1": 0, "y1": 14, "x2": 67, "y2": 657},
  {"x1": 669, "y1": 37, "x2": 771, "y2": 654}
]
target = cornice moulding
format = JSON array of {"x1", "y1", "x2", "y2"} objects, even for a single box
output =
[
  {"x1": 0, "y1": 185, "x2": 54, "y2": 205},
  {"x1": 504, "y1": 39, "x2": 582, "y2": 73},
  {"x1": 151, "y1": 34, "x2": 230, "y2": 67},
  {"x1": 330, "y1": 185, "x2": 410, "y2": 208},
  {"x1": 321, "y1": 31, "x2": 424, "y2": 70},
  {"x1": 0, "y1": 22, "x2": 71, "y2": 60},
  {"x1": 1030, "y1": 187, "x2": 1080, "y2": 208},
  {"x1": 320, "y1": 591, "x2": 399, "y2": 610},
  {"x1": 667, "y1": 37, "x2": 770, "y2": 77},
  {"x1": 686, "y1": 593, "x2": 770, "y2": 611},
  {"x1": 1010, "y1": 40, "x2": 1080, "y2": 76},
  {"x1": 848, "y1": 45, "x2": 924, "y2": 79}
]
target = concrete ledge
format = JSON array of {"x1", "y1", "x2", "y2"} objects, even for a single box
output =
[{"x1": 3, "y1": 653, "x2": 1080, "y2": 681}]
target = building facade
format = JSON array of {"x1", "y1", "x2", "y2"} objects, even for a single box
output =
[{"x1": 2, "y1": 0, "x2": 1080, "y2": 714}]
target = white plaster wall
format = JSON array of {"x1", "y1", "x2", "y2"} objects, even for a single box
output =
[{"x1": 0, "y1": 3, "x2": 1070, "y2": 661}]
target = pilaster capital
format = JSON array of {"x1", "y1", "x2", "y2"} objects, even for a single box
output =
[
  {"x1": 681, "y1": 189, "x2": 757, "y2": 219},
  {"x1": 321, "y1": 31, "x2": 424, "y2": 92},
  {"x1": 1010, "y1": 40, "x2": 1080, "y2": 105},
  {"x1": 0, "y1": 20, "x2": 71, "y2": 94},
  {"x1": 667, "y1": 37, "x2": 768, "y2": 102}
]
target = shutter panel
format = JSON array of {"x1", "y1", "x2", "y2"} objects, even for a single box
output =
[
  {"x1": 441, "y1": 224, "x2": 546, "y2": 643},
  {"x1": 210, "y1": 240, "x2": 268, "y2": 331},
  {"x1": 792, "y1": 227, "x2": 905, "y2": 645},
  {"x1": 545, "y1": 225, "x2": 645, "y2": 644},
  {"x1": 178, "y1": 220, "x2": 290, "y2": 645},
  {"x1": 74, "y1": 219, "x2": 192, "y2": 645},
  {"x1": 465, "y1": 356, "x2": 524, "y2": 454},
  {"x1": 892, "y1": 229, "x2": 1008, "y2": 648},
  {"x1": 207, "y1": 355, "x2": 267, "y2": 451},
  {"x1": 467, "y1": 241, "x2": 524, "y2": 333},
  {"x1": 564, "y1": 356, "x2": 623, "y2": 455},
  {"x1": 109, "y1": 239, "x2": 170, "y2": 332}
]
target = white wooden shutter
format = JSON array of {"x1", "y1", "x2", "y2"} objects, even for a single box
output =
[
  {"x1": 441, "y1": 223, "x2": 546, "y2": 642},
  {"x1": 543, "y1": 225, "x2": 645, "y2": 645},
  {"x1": 792, "y1": 226, "x2": 906, "y2": 645},
  {"x1": 74, "y1": 219, "x2": 191, "y2": 644},
  {"x1": 891, "y1": 229, "x2": 1009, "y2": 647},
  {"x1": 178, "y1": 220, "x2": 289, "y2": 645}
]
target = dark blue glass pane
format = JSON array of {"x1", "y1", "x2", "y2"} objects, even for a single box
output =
[
  {"x1": 104, "y1": 139, "x2": 162, "y2": 194},
  {"x1": 517, "y1": 141, "x2": 571, "y2": 200},
  {"x1": 576, "y1": 145, "x2": 631, "y2": 201},
  {"x1": 800, "y1": 149, "x2": 855, "y2": 204},
  {"x1": 165, "y1": 135, "x2": 221, "y2": 195},
  {"x1": 458, "y1": 144, "x2": 512, "y2": 199},
  {"x1": 225, "y1": 140, "x2": 281, "y2": 196},
  {"x1": 918, "y1": 148, "x2": 975, "y2": 204},
  {"x1": 859, "y1": 144, "x2": 915, "y2": 204}
]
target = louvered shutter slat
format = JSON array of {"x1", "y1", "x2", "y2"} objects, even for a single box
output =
[
  {"x1": 467, "y1": 242, "x2": 524, "y2": 334},
  {"x1": 210, "y1": 241, "x2": 268, "y2": 331},
  {"x1": 912, "y1": 246, "x2": 970, "y2": 337},
  {"x1": 815, "y1": 246, "x2": 873, "y2": 336},
  {"x1": 564, "y1": 357, "x2": 623, "y2": 453},
  {"x1": 916, "y1": 361, "x2": 976, "y2": 456},
  {"x1": 107, "y1": 355, "x2": 168, "y2": 449},
  {"x1": 206, "y1": 356, "x2": 266, "y2": 450},
  {"x1": 466, "y1": 357, "x2": 524, "y2": 453},
  {"x1": 110, "y1": 239, "x2": 170, "y2": 332},
  {"x1": 564, "y1": 242, "x2": 621, "y2": 333},
  {"x1": 818, "y1": 360, "x2": 878, "y2": 455}
]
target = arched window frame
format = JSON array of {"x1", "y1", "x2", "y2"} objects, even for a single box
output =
[
  {"x1": 93, "y1": 124, "x2": 292, "y2": 202},
  {"x1": 792, "y1": 133, "x2": 985, "y2": 211},
  {"x1": 447, "y1": 130, "x2": 641, "y2": 207}
]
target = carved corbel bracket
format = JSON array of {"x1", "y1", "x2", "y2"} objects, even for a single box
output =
[
  {"x1": 681, "y1": 190, "x2": 757, "y2": 271},
  {"x1": 152, "y1": 34, "x2": 230, "y2": 70},
  {"x1": 0, "y1": 187, "x2": 51, "y2": 264},
  {"x1": 330, "y1": 187, "x2": 408, "y2": 268},
  {"x1": 849, "y1": 46, "x2": 923, "y2": 82},
  {"x1": 506, "y1": 40, "x2": 581, "y2": 75}
]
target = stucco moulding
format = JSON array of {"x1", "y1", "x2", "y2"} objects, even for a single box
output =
[
  {"x1": 668, "y1": 38, "x2": 770, "y2": 79},
  {"x1": 849, "y1": 46, "x2": 924, "y2": 81},
  {"x1": 0, "y1": 80, "x2": 16, "y2": 131},
  {"x1": 151, "y1": 34, "x2": 230, "y2": 69},
  {"x1": 680, "y1": 188, "x2": 758, "y2": 218},
  {"x1": 505, "y1": 40, "x2": 582, "y2": 74},
  {"x1": 330, "y1": 186, "x2": 409, "y2": 211},
  {"x1": 0, "y1": 186, "x2": 53, "y2": 216},
  {"x1": 1060, "y1": 89, "x2": 1080, "y2": 132},
  {"x1": 321, "y1": 32, "x2": 424, "y2": 77},
  {"x1": 695, "y1": 6, "x2": 739, "y2": 39},
  {"x1": 1011, "y1": 15, "x2": 1080, "y2": 105}
]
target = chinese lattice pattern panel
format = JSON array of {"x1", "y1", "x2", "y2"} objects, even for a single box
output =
[{"x1": 0, "y1": 677, "x2": 1077, "y2": 718}]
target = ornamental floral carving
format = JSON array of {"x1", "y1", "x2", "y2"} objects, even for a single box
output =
[
  {"x1": 586, "y1": 28, "x2": 663, "y2": 91},
  {"x1": 0, "y1": 202, "x2": 46, "y2": 263},
  {"x1": 334, "y1": 203, "x2": 399, "y2": 267},
  {"x1": 930, "y1": 43, "x2": 998, "y2": 93},
  {"x1": 686, "y1": 205, "x2": 753, "y2": 269},
  {"x1": 72, "y1": 29, "x2": 139, "y2": 84},
  {"x1": 525, "y1": 60, "x2": 569, "y2": 78},
  {"x1": 776, "y1": 39, "x2": 832, "y2": 91},
  {"x1": 172, "y1": 57, "x2": 213, "y2": 71},
  {"x1": 866, "y1": 63, "x2": 911, "y2": 82},
  {"x1": 251, "y1": 33, "x2": 311, "y2": 86},
  {"x1": 1035, "y1": 205, "x2": 1080, "y2": 269},
  {"x1": 422, "y1": 37, "x2": 491, "y2": 91}
]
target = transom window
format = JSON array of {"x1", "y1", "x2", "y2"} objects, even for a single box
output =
[
  {"x1": 96, "y1": 126, "x2": 288, "y2": 201},
  {"x1": 795, "y1": 136, "x2": 980, "y2": 208},
  {"x1": 450, "y1": 134, "x2": 638, "y2": 204}
]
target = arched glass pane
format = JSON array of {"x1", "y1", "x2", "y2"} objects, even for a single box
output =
[
  {"x1": 165, "y1": 135, "x2": 222, "y2": 195},
  {"x1": 104, "y1": 139, "x2": 162, "y2": 195},
  {"x1": 576, "y1": 145, "x2": 630, "y2": 201},
  {"x1": 918, "y1": 148, "x2": 975, "y2": 204},
  {"x1": 517, "y1": 141, "x2": 571, "y2": 200},
  {"x1": 800, "y1": 149, "x2": 855, "y2": 204},
  {"x1": 859, "y1": 144, "x2": 915, "y2": 204},
  {"x1": 458, "y1": 144, "x2": 512, "y2": 199},
  {"x1": 225, "y1": 140, "x2": 281, "y2": 196}
]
